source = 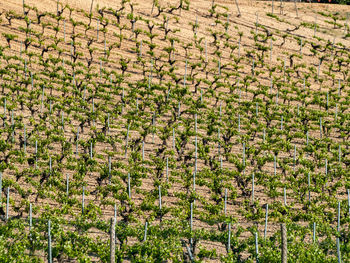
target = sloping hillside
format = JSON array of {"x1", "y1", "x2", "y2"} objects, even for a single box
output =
[{"x1": 0, "y1": 0, "x2": 349, "y2": 262}]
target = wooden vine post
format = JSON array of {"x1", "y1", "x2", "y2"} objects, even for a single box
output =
[
  {"x1": 110, "y1": 217, "x2": 116, "y2": 263},
  {"x1": 281, "y1": 223, "x2": 287, "y2": 263}
]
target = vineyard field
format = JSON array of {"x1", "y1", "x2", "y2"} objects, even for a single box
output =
[{"x1": 0, "y1": 0, "x2": 349, "y2": 262}]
